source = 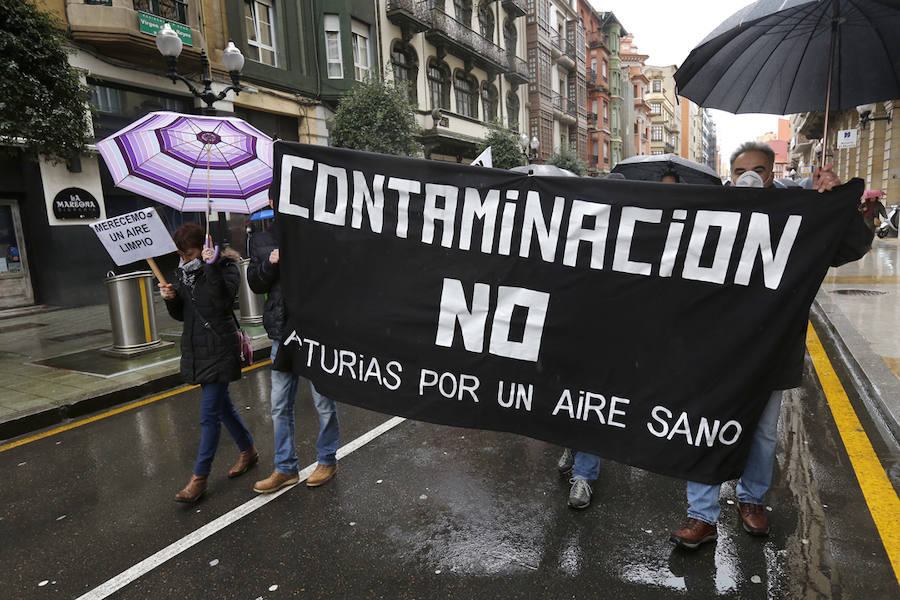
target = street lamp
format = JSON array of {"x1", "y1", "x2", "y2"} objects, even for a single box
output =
[
  {"x1": 156, "y1": 23, "x2": 245, "y2": 114},
  {"x1": 856, "y1": 103, "x2": 892, "y2": 129},
  {"x1": 520, "y1": 133, "x2": 539, "y2": 163}
]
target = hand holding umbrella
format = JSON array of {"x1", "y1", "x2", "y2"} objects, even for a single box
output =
[{"x1": 96, "y1": 111, "x2": 274, "y2": 273}]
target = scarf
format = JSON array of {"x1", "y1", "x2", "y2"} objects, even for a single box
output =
[{"x1": 177, "y1": 257, "x2": 202, "y2": 290}]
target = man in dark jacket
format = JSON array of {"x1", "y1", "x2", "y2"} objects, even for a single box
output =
[
  {"x1": 247, "y1": 216, "x2": 341, "y2": 493},
  {"x1": 669, "y1": 142, "x2": 873, "y2": 550}
]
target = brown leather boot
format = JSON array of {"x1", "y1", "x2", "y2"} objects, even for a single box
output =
[
  {"x1": 227, "y1": 448, "x2": 259, "y2": 478},
  {"x1": 737, "y1": 502, "x2": 771, "y2": 536},
  {"x1": 174, "y1": 474, "x2": 207, "y2": 503},
  {"x1": 306, "y1": 463, "x2": 337, "y2": 487},
  {"x1": 253, "y1": 471, "x2": 300, "y2": 494},
  {"x1": 669, "y1": 518, "x2": 717, "y2": 550}
]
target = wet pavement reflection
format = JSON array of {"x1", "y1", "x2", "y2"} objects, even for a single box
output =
[{"x1": 0, "y1": 361, "x2": 896, "y2": 599}]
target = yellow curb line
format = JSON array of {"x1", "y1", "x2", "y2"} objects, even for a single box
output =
[
  {"x1": 807, "y1": 323, "x2": 900, "y2": 585},
  {"x1": 0, "y1": 359, "x2": 272, "y2": 454}
]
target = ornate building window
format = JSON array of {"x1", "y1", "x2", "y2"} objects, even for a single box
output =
[
  {"x1": 428, "y1": 59, "x2": 451, "y2": 110},
  {"x1": 392, "y1": 42, "x2": 418, "y2": 103},
  {"x1": 506, "y1": 91, "x2": 520, "y2": 130},
  {"x1": 481, "y1": 82, "x2": 498, "y2": 122},
  {"x1": 454, "y1": 0, "x2": 472, "y2": 26},
  {"x1": 455, "y1": 71, "x2": 478, "y2": 118},
  {"x1": 478, "y1": 3, "x2": 495, "y2": 40},
  {"x1": 504, "y1": 19, "x2": 517, "y2": 55}
]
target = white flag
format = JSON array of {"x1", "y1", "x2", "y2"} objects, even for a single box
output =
[{"x1": 471, "y1": 146, "x2": 492, "y2": 168}]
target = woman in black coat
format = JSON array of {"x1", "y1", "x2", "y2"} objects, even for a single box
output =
[{"x1": 159, "y1": 223, "x2": 258, "y2": 502}]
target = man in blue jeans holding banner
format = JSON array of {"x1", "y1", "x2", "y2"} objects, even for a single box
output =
[
  {"x1": 248, "y1": 209, "x2": 341, "y2": 493},
  {"x1": 669, "y1": 142, "x2": 871, "y2": 549}
]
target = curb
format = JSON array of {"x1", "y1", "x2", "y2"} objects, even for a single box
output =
[
  {"x1": 0, "y1": 344, "x2": 272, "y2": 443},
  {"x1": 810, "y1": 293, "x2": 900, "y2": 448}
]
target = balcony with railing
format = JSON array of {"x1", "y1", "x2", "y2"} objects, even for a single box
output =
[
  {"x1": 66, "y1": 0, "x2": 204, "y2": 64},
  {"x1": 505, "y1": 53, "x2": 529, "y2": 85},
  {"x1": 588, "y1": 30, "x2": 608, "y2": 50},
  {"x1": 427, "y1": 8, "x2": 506, "y2": 71},
  {"x1": 134, "y1": 0, "x2": 187, "y2": 23},
  {"x1": 502, "y1": 0, "x2": 527, "y2": 18},
  {"x1": 387, "y1": 1, "x2": 527, "y2": 78},
  {"x1": 549, "y1": 33, "x2": 576, "y2": 69},
  {"x1": 385, "y1": 0, "x2": 432, "y2": 33},
  {"x1": 551, "y1": 92, "x2": 577, "y2": 124}
]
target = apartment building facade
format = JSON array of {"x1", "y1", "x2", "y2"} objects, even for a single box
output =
[
  {"x1": 382, "y1": 0, "x2": 529, "y2": 161},
  {"x1": 621, "y1": 34, "x2": 651, "y2": 160},
  {"x1": 579, "y1": 5, "x2": 628, "y2": 174},
  {"x1": 792, "y1": 100, "x2": 900, "y2": 202},
  {"x1": 701, "y1": 109, "x2": 718, "y2": 173},
  {"x1": 525, "y1": 0, "x2": 587, "y2": 164},
  {"x1": 2, "y1": 0, "x2": 378, "y2": 306},
  {"x1": 644, "y1": 65, "x2": 679, "y2": 156}
]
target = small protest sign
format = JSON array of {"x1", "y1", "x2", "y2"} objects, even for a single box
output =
[{"x1": 91, "y1": 208, "x2": 177, "y2": 266}]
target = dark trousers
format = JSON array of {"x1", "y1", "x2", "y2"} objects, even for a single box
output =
[{"x1": 194, "y1": 382, "x2": 254, "y2": 475}]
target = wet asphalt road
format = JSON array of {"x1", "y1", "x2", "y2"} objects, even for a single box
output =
[{"x1": 1, "y1": 358, "x2": 898, "y2": 600}]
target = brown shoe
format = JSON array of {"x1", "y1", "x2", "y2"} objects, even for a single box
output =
[
  {"x1": 227, "y1": 448, "x2": 259, "y2": 478},
  {"x1": 306, "y1": 463, "x2": 337, "y2": 487},
  {"x1": 253, "y1": 470, "x2": 300, "y2": 493},
  {"x1": 669, "y1": 518, "x2": 718, "y2": 550},
  {"x1": 174, "y1": 474, "x2": 207, "y2": 503},
  {"x1": 737, "y1": 502, "x2": 770, "y2": 536}
]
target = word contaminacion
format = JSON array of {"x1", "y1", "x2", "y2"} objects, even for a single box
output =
[{"x1": 277, "y1": 157, "x2": 803, "y2": 290}]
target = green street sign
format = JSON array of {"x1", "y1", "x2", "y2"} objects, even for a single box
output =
[{"x1": 138, "y1": 12, "x2": 193, "y2": 46}]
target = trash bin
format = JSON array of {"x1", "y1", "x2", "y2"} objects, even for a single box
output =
[
  {"x1": 237, "y1": 258, "x2": 264, "y2": 325},
  {"x1": 104, "y1": 270, "x2": 162, "y2": 352}
]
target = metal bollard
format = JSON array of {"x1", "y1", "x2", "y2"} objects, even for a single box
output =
[
  {"x1": 237, "y1": 258, "x2": 264, "y2": 325},
  {"x1": 104, "y1": 271, "x2": 162, "y2": 352}
]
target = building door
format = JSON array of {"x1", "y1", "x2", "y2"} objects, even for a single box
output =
[{"x1": 0, "y1": 200, "x2": 34, "y2": 308}]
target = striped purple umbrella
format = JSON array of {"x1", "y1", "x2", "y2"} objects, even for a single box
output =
[{"x1": 96, "y1": 111, "x2": 274, "y2": 214}]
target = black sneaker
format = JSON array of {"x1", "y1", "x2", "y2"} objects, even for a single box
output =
[
  {"x1": 567, "y1": 478, "x2": 592, "y2": 509},
  {"x1": 557, "y1": 448, "x2": 575, "y2": 474}
]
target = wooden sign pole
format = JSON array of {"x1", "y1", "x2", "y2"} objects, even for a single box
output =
[{"x1": 146, "y1": 257, "x2": 168, "y2": 285}]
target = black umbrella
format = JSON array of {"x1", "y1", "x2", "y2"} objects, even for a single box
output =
[
  {"x1": 675, "y1": 0, "x2": 900, "y2": 163},
  {"x1": 611, "y1": 154, "x2": 723, "y2": 185}
]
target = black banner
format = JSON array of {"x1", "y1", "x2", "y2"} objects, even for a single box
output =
[{"x1": 272, "y1": 142, "x2": 863, "y2": 484}]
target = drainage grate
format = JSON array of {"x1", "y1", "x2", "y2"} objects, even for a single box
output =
[
  {"x1": 0, "y1": 322, "x2": 46, "y2": 334},
  {"x1": 831, "y1": 289, "x2": 889, "y2": 296},
  {"x1": 47, "y1": 329, "x2": 111, "y2": 342}
]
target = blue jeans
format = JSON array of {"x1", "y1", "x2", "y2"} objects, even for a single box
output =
[
  {"x1": 194, "y1": 382, "x2": 254, "y2": 475},
  {"x1": 270, "y1": 341, "x2": 341, "y2": 474},
  {"x1": 686, "y1": 390, "x2": 783, "y2": 524},
  {"x1": 573, "y1": 451, "x2": 602, "y2": 481}
]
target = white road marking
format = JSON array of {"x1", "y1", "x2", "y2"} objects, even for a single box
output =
[{"x1": 75, "y1": 416, "x2": 405, "y2": 600}]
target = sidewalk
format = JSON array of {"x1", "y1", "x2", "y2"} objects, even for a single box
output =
[
  {"x1": 1, "y1": 241, "x2": 899, "y2": 446},
  {"x1": 0, "y1": 294, "x2": 271, "y2": 441},
  {"x1": 814, "y1": 236, "x2": 900, "y2": 446}
]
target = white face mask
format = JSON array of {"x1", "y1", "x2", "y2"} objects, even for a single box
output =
[{"x1": 735, "y1": 171, "x2": 765, "y2": 188}]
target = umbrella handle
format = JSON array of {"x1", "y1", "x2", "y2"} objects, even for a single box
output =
[{"x1": 204, "y1": 235, "x2": 219, "y2": 264}]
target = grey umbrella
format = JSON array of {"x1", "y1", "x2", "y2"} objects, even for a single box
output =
[
  {"x1": 611, "y1": 153, "x2": 723, "y2": 185},
  {"x1": 674, "y1": 0, "x2": 900, "y2": 164},
  {"x1": 509, "y1": 164, "x2": 578, "y2": 177}
]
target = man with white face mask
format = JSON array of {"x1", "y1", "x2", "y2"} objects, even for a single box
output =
[{"x1": 670, "y1": 141, "x2": 872, "y2": 550}]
